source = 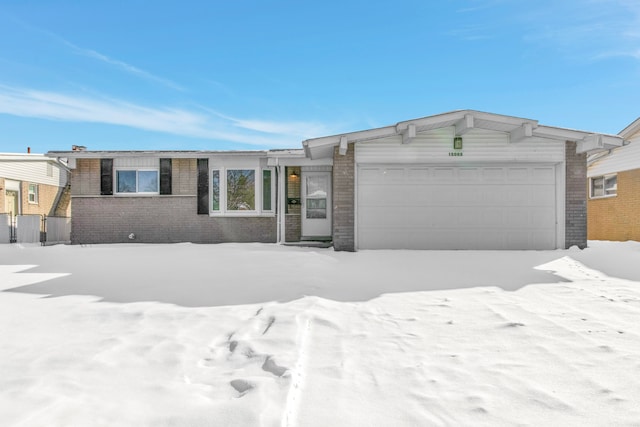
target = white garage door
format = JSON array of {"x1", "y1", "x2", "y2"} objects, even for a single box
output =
[{"x1": 357, "y1": 165, "x2": 557, "y2": 250}]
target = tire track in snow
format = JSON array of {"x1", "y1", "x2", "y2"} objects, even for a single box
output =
[{"x1": 282, "y1": 315, "x2": 311, "y2": 427}]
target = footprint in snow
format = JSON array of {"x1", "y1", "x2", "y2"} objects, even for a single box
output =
[
  {"x1": 262, "y1": 356, "x2": 288, "y2": 377},
  {"x1": 230, "y1": 379, "x2": 254, "y2": 396},
  {"x1": 502, "y1": 322, "x2": 525, "y2": 328}
]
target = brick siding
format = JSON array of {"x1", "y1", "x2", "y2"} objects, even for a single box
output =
[
  {"x1": 72, "y1": 159, "x2": 101, "y2": 196},
  {"x1": 20, "y1": 181, "x2": 64, "y2": 217},
  {"x1": 588, "y1": 168, "x2": 640, "y2": 241},
  {"x1": 69, "y1": 157, "x2": 275, "y2": 244},
  {"x1": 285, "y1": 166, "x2": 301, "y2": 241},
  {"x1": 71, "y1": 196, "x2": 276, "y2": 244},
  {"x1": 332, "y1": 144, "x2": 355, "y2": 251},
  {"x1": 285, "y1": 214, "x2": 301, "y2": 242},
  {"x1": 565, "y1": 141, "x2": 588, "y2": 248},
  {"x1": 172, "y1": 158, "x2": 197, "y2": 196}
]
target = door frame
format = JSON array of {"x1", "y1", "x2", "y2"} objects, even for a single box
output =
[{"x1": 301, "y1": 170, "x2": 332, "y2": 238}]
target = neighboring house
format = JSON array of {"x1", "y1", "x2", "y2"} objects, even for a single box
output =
[
  {"x1": 587, "y1": 117, "x2": 640, "y2": 242},
  {"x1": 0, "y1": 152, "x2": 70, "y2": 219},
  {"x1": 47, "y1": 110, "x2": 623, "y2": 250}
]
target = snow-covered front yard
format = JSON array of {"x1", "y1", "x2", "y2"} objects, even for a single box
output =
[{"x1": 1, "y1": 242, "x2": 639, "y2": 426}]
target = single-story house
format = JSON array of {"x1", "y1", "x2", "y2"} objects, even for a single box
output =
[
  {"x1": 587, "y1": 117, "x2": 640, "y2": 242},
  {"x1": 47, "y1": 110, "x2": 623, "y2": 250}
]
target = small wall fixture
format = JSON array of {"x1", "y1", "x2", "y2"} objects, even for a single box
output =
[
  {"x1": 289, "y1": 170, "x2": 299, "y2": 178},
  {"x1": 453, "y1": 137, "x2": 463, "y2": 150}
]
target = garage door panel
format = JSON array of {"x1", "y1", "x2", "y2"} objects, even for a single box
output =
[
  {"x1": 359, "y1": 185, "x2": 408, "y2": 205},
  {"x1": 479, "y1": 208, "x2": 505, "y2": 227},
  {"x1": 533, "y1": 232, "x2": 556, "y2": 249},
  {"x1": 359, "y1": 207, "x2": 403, "y2": 227},
  {"x1": 433, "y1": 168, "x2": 455, "y2": 181},
  {"x1": 530, "y1": 187, "x2": 556, "y2": 206},
  {"x1": 458, "y1": 168, "x2": 481, "y2": 182},
  {"x1": 358, "y1": 164, "x2": 558, "y2": 250},
  {"x1": 408, "y1": 168, "x2": 430, "y2": 181},
  {"x1": 533, "y1": 167, "x2": 555, "y2": 183},
  {"x1": 507, "y1": 167, "x2": 530, "y2": 182},
  {"x1": 531, "y1": 208, "x2": 556, "y2": 227}
]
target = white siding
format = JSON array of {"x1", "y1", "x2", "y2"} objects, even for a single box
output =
[
  {"x1": 0, "y1": 160, "x2": 67, "y2": 187},
  {"x1": 114, "y1": 157, "x2": 159, "y2": 168},
  {"x1": 588, "y1": 137, "x2": 640, "y2": 177},
  {"x1": 356, "y1": 127, "x2": 565, "y2": 164}
]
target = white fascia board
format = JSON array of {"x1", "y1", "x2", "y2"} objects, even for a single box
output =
[
  {"x1": 396, "y1": 111, "x2": 466, "y2": 133},
  {"x1": 46, "y1": 150, "x2": 270, "y2": 159},
  {"x1": 303, "y1": 126, "x2": 396, "y2": 159},
  {"x1": 577, "y1": 134, "x2": 624, "y2": 154},
  {"x1": 267, "y1": 156, "x2": 332, "y2": 167},
  {"x1": 619, "y1": 117, "x2": 640, "y2": 139},
  {"x1": 533, "y1": 125, "x2": 600, "y2": 141}
]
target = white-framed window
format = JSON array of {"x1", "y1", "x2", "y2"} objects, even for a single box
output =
[
  {"x1": 28, "y1": 183, "x2": 38, "y2": 204},
  {"x1": 590, "y1": 174, "x2": 617, "y2": 198},
  {"x1": 211, "y1": 167, "x2": 275, "y2": 215},
  {"x1": 115, "y1": 169, "x2": 159, "y2": 194}
]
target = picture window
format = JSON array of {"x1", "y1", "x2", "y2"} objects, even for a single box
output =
[{"x1": 116, "y1": 169, "x2": 159, "y2": 194}]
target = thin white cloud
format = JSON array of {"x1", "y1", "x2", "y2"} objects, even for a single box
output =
[
  {"x1": 201, "y1": 108, "x2": 333, "y2": 139},
  {"x1": 67, "y1": 44, "x2": 185, "y2": 91},
  {"x1": 0, "y1": 84, "x2": 328, "y2": 148},
  {"x1": 12, "y1": 17, "x2": 184, "y2": 91},
  {"x1": 521, "y1": 0, "x2": 640, "y2": 63}
]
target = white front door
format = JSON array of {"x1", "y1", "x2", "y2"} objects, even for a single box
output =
[{"x1": 301, "y1": 172, "x2": 332, "y2": 237}]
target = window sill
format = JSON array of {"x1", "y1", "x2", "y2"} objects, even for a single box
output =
[
  {"x1": 114, "y1": 193, "x2": 160, "y2": 196},
  {"x1": 209, "y1": 212, "x2": 275, "y2": 218},
  {"x1": 590, "y1": 194, "x2": 617, "y2": 200}
]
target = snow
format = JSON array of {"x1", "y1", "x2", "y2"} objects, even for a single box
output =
[{"x1": 1, "y1": 241, "x2": 639, "y2": 426}]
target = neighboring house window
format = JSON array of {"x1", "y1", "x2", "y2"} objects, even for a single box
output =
[
  {"x1": 116, "y1": 169, "x2": 159, "y2": 194},
  {"x1": 28, "y1": 184, "x2": 38, "y2": 204},
  {"x1": 210, "y1": 167, "x2": 274, "y2": 215},
  {"x1": 590, "y1": 174, "x2": 617, "y2": 198}
]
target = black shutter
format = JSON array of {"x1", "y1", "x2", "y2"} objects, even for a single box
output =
[
  {"x1": 100, "y1": 158, "x2": 113, "y2": 195},
  {"x1": 159, "y1": 158, "x2": 172, "y2": 195},
  {"x1": 197, "y1": 158, "x2": 209, "y2": 214}
]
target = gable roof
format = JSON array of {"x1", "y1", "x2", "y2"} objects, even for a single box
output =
[
  {"x1": 619, "y1": 117, "x2": 640, "y2": 140},
  {"x1": 303, "y1": 110, "x2": 624, "y2": 160},
  {"x1": 588, "y1": 116, "x2": 640, "y2": 177}
]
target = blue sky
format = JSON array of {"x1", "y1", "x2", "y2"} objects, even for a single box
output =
[{"x1": 0, "y1": 0, "x2": 639, "y2": 153}]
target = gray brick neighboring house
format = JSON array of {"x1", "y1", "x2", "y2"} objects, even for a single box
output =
[{"x1": 48, "y1": 110, "x2": 623, "y2": 250}]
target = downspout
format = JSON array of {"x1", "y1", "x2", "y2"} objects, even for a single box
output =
[
  {"x1": 276, "y1": 161, "x2": 285, "y2": 245},
  {"x1": 275, "y1": 160, "x2": 281, "y2": 244}
]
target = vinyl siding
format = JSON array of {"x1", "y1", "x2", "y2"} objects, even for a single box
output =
[
  {"x1": 589, "y1": 136, "x2": 640, "y2": 177},
  {"x1": 0, "y1": 159, "x2": 67, "y2": 187},
  {"x1": 356, "y1": 127, "x2": 565, "y2": 164}
]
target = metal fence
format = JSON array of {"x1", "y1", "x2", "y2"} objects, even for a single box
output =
[{"x1": 0, "y1": 214, "x2": 71, "y2": 245}]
